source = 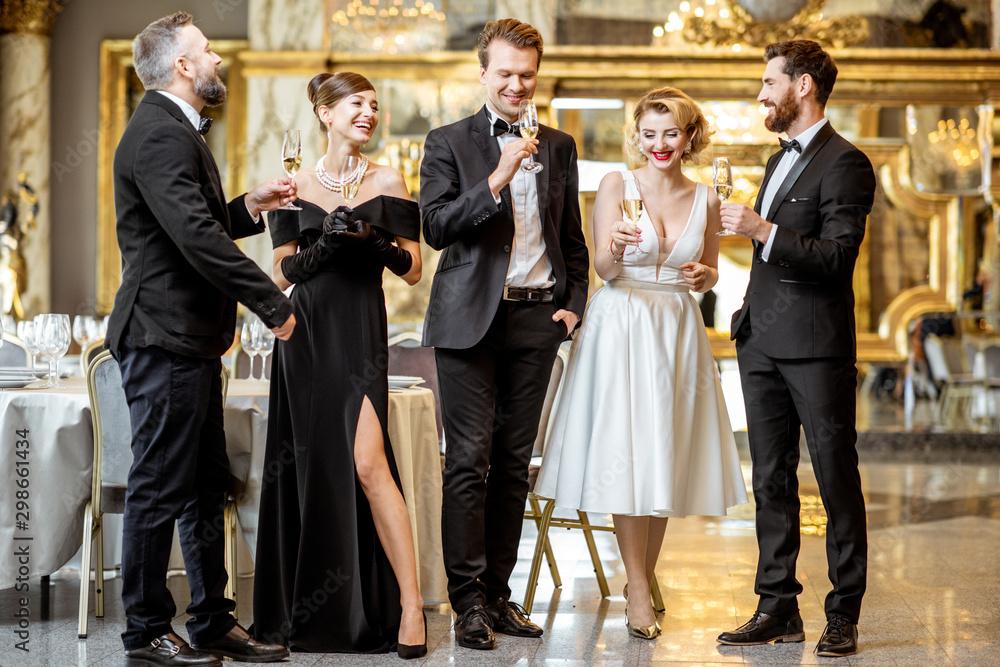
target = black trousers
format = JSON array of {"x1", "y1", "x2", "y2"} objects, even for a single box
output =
[
  {"x1": 114, "y1": 332, "x2": 236, "y2": 650},
  {"x1": 436, "y1": 301, "x2": 566, "y2": 613},
  {"x1": 736, "y1": 327, "x2": 868, "y2": 623}
]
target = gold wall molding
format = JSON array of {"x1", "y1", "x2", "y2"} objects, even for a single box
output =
[
  {"x1": 0, "y1": 0, "x2": 69, "y2": 36},
  {"x1": 97, "y1": 40, "x2": 249, "y2": 314}
]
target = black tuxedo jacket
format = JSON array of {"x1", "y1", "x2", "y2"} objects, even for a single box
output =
[
  {"x1": 107, "y1": 92, "x2": 292, "y2": 359},
  {"x1": 731, "y1": 122, "x2": 875, "y2": 359},
  {"x1": 419, "y1": 106, "x2": 590, "y2": 349}
]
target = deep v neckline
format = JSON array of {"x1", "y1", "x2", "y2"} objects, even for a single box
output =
[{"x1": 650, "y1": 183, "x2": 703, "y2": 280}]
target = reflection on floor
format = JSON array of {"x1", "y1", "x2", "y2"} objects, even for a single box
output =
[{"x1": 1, "y1": 397, "x2": 999, "y2": 666}]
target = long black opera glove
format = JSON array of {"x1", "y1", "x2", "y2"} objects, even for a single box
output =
[
  {"x1": 279, "y1": 211, "x2": 346, "y2": 284},
  {"x1": 329, "y1": 210, "x2": 413, "y2": 277}
]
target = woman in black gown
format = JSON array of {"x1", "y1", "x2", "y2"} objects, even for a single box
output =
[{"x1": 252, "y1": 72, "x2": 426, "y2": 657}]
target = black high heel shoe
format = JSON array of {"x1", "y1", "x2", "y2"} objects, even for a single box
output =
[{"x1": 397, "y1": 610, "x2": 427, "y2": 660}]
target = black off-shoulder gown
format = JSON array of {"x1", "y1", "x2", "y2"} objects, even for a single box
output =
[{"x1": 252, "y1": 196, "x2": 420, "y2": 653}]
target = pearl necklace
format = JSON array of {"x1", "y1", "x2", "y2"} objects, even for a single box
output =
[{"x1": 315, "y1": 155, "x2": 368, "y2": 193}]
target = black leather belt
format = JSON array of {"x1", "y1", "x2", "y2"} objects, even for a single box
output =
[{"x1": 502, "y1": 286, "x2": 554, "y2": 303}]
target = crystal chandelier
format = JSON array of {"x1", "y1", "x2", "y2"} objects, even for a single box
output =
[{"x1": 330, "y1": 0, "x2": 447, "y2": 54}]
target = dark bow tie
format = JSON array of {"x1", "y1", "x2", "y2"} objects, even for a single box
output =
[
  {"x1": 779, "y1": 137, "x2": 801, "y2": 153},
  {"x1": 198, "y1": 117, "x2": 213, "y2": 136},
  {"x1": 491, "y1": 117, "x2": 520, "y2": 136}
]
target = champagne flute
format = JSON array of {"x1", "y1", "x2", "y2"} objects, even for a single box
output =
[
  {"x1": 241, "y1": 321, "x2": 260, "y2": 381},
  {"x1": 278, "y1": 130, "x2": 302, "y2": 211},
  {"x1": 341, "y1": 155, "x2": 362, "y2": 206},
  {"x1": 518, "y1": 99, "x2": 543, "y2": 173},
  {"x1": 255, "y1": 319, "x2": 275, "y2": 382},
  {"x1": 714, "y1": 157, "x2": 736, "y2": 236},
  {"x1": 622, "y1": 175, "x2": 646, "y2": 255}
]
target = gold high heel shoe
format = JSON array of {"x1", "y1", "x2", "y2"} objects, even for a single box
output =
[{"x1": 625, "y1": 601, "x2": 661, "y2": 640}]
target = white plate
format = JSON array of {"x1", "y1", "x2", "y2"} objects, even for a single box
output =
[
  {"x1": 388, "y1": 375, "x2": 425, "y2": 389},
  {"x1": 0, "y1": 378, "x2": 37, "y2": 389}
]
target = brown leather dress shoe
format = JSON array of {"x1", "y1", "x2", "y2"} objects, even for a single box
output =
[
  {"x1": 815, "y1": 615, "x2": 858, "y2": 657},
  {"x1": 484, "y1": 598, "x2": 543, "y2": 638},
  {"x1": 125, "y1": 632, "x2": 222, "y2": 667},
  {"x1": 191, "y1": 624, "x2": 289, "y2": 663},
  {"x1": 717, "y1": 611, "x2": 805, "y2": 645}
]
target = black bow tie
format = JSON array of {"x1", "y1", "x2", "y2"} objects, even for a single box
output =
[
  {"x1": 491, "y1": 117, "x2": 520, "y2": 136},
  {"x1": 198, "y1": 117, "x2": 213, "y2": 136},
  {"x1": 779, "y1": 137, "x2": 801, "y2": 153}
]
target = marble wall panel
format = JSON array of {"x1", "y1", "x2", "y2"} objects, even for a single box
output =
[
  {"x1": 0, "y1": 33, "x2": 51, "y2": 315},
  {"x1": 248, "y1": 0, "x2": 325, "y2": 51}
]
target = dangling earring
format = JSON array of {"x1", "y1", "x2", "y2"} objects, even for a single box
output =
[{"x1": 683, "y1": 141, "x2": 692, "y2": 157}]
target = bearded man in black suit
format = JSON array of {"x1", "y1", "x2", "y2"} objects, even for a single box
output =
[
  {"x1": 419, "y1": 18, "x2": 590, "y2": 651},
  {"x1": 716, "y1": 40, "x2": 875, "y2": 658},
  {"x1": 107, "y1": 12, "x2": 295, "y2": 667}
]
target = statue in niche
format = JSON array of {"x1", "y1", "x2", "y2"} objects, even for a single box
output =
[{"x1": 0, "y1": 173, "x2": 37, "y2": 320}]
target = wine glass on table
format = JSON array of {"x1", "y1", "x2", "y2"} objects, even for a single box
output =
[
  {"x1": 36, "y1": 314, "x2": 71, "y2": 388},
  {"x1": 21, "y1": 321, "x2": 42, "y2": 374},
  {"x1": 241, "y1": 321, "x2": 260, "y2": 381},
  {"x1": 279, "y1": 130, "x2": 302, "y2": 211},
  {"x1": 255, "y1": 319, "x2": 276, "y2": 382},
  {"x1": 714, "y1": 157, "x2": 735, "y2": 236},
  {"x1": 517, "y1": 99, "x2": 543, "y2": 173},
  {"x1": 622, "y1": 175, "x2": 646, "y2": 255},
  {"x1": 73, "y1": 315, "x2": 95, "y2": 376}
]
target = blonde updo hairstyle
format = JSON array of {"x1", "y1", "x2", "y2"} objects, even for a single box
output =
[
  {"x1": 624, "y1": 87, "x2": 712, "y2": 167},
  {"x1": 307, "y1": 71, "x2": 376, "y2": 135}
]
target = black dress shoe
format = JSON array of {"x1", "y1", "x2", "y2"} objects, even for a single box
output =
[
  {"x1": 454, "y1": 605, "x2": 496, "y2": 650},
  {"x1": 815, "y1": 615, "x2": 858, "y2": 657},
  {"x1": 484, "y1": 598, "x2": 543, "y2": 638},
  {"x1": 191, "y1": 624, "x2": 290, "y2": 663},
  {"x1": 125, "y1": 632, "x2": 221, "y2": 667},
  {"x1": 717, "y1": 611, "x2": 805, "y2": 645}
]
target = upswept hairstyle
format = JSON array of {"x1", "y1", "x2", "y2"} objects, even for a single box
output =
[
  {"x1": 132, "y1": 12, "x2": 193, "y2": 90},
  {"x1": 764, "y1": 40, "x2": 838, "y2": 107},
  {"x1": 477, "y1": 18, "x2": 544, "y2": 70},
  {"x1": 624, "y1": 87, "x2": 712, "y2": 167},
  {"x1": 307, "y1": 72, "x2": 376, "y2": 134}
]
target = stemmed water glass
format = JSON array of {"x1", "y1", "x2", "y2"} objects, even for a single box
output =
[
  {"x1": 241, "y1": 321, "x2": 261, "y2": 381},
  {"x1": 73, "y1": 315, "x2": 100, "y2": 375},
  {"x1": 622, "y1": 175, "x2": 646, "y2": 255},
  {"x1": 279, "y1": 130, "x2": 302, "y2": 211},
  {"x1": 35, "y1": 314, "x2": 71, "y2": 388},
  {"x1": 714, "y1": 157, "x2": 735, "y2": 236},
  {"x1": 20, "y1": 321, "x2": 42, "y2": 372},
  {"x1": 517, "y1": 100, "x2": 543, "y2": 173},
  {"x1": 254, "y1": 320, "x2": 275, "y2": 382}
]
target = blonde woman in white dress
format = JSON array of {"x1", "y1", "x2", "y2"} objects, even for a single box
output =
[{"x1": 535, "y1": 86, "x2": 747, "y2": 639}]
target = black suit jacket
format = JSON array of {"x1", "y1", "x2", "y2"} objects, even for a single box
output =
[
  {"x1": 419, "y1": 106, "x2": 590, "y2": 349},
  {"x1": 731, "y1": 122, "x2": 875, "y2": 359},
  {"x1": 107, "y1": 92, "x2": 292, "y2": 359}
]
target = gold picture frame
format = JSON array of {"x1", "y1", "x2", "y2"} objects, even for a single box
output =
[{"x1": 97, "y1": 39, "x2": 249, "y2": 314}]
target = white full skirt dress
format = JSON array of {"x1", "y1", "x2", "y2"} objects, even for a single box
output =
[{"x1": 535, "y1": 176, "x2": 748, "y2": 517}]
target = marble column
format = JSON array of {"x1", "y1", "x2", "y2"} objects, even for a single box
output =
[
  {"x1": 241, "y1": 0, "x2": 326, "y2": 272},
  {"x1": 496, "y1": 0, "x2": 557, "y2": 44},
  {"x1": 0, "y1": 1, "x2": 69, "y2": 317}
]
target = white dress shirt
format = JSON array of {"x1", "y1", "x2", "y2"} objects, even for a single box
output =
[
  {"x1": 485, "y1": 106, "x2": 555, "y2": 289},
  {"x1": 759, "y1": 117, "x2": 827, "y2": 261}
]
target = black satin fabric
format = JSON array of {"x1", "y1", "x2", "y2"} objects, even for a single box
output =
[{"x1": 252, "y1": 196, "x2": 418, "y2": 652}]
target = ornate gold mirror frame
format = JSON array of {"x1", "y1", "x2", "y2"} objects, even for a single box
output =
[
  {"x1": 97, "y1": 39, "x2": 248, "y2": 314},
  {"x1": 101, "y1": 44, "x2": 1000, "y2": 361}
]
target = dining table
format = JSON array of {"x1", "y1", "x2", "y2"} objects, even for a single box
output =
[{"x1": 0, "y1": 376, "x2": 449, "y2": 604}]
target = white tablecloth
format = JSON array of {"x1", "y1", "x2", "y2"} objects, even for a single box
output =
[{"x1": 0, "y1": 378, "x2": 448, "y2": 605}]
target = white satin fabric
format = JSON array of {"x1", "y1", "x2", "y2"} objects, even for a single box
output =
[{"x1": 535, "y1": 177, "x2": 748, "y2": 517}]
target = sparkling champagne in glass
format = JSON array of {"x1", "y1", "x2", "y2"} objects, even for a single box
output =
[
  {"x1": 341, "y1": 155, "x2": 361, "y2": 205},
  {"x1": 714, "y1": 157, "x2": 736, "y2": 236},
  {"x1": 279, "y1": 130, "x2": 302, "y2": 211},
  {"x1": 622, "y1": 175, "x2": 646, "y2": 255},
  {"x1": 518, "y1": 100, "x2": 543, "y2": 173}
]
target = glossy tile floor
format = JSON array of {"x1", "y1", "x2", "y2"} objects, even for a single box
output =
[{"x1": 2, "y1": 398, "x2": 999, "y2": 666}]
